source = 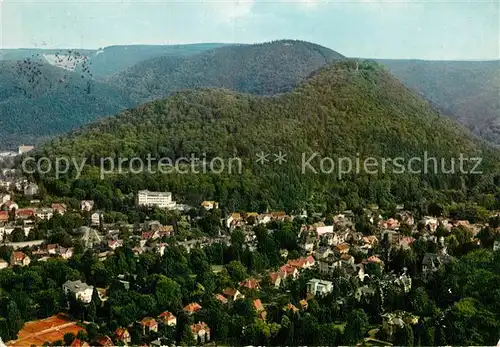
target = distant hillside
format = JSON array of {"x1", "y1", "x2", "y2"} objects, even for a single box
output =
[
  {"x1": 0, "y1": 61, "x2": 134, "y2": 148},
  {"x1": 0, "y1": 44, "x2": 231, "y2": 77},
  {"x1": 38, "y1": 61, "x2": 500, "y2": 212},
  {"x1": 86, "y1": 43, "x2": 233, "y2": 77},
  {"x1": 379, "y1": 59, "x2": 500, "y2": 146},
  {"x1": 0, "y1": 40, "x2": 343, "y2": 148},
  {"x1": 108, "y1": 40, "x2": 345, "y2": 101}
]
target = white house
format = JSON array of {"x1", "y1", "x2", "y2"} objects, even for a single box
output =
[
  {"x1": 81, "y1": 200, "x2": 95, "y2": 211},
  {"x1": 35, "y1": 208, "x2": 54, "y2": 220},
  {"x1": 307, "y1": 279, "x2": 334, "y2": 296},
  {"x1": 201, "y1": 201, "x2": 219, "y2": 210},
  {"x1": 91, "y1": 212, "x2": 103, "y2": 226},
  {"x1": 63, "y1": 280, "x2": 94, "y2": 303},
  {"x1": 24, "y1": 183, "x2": 39, "y2": 196},
  {"x1": 137, "y1": 190, "x2": 177, "y2": 209}
]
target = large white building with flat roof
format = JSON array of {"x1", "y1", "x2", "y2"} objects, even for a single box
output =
[{"x1": 137, "y1": 190, "x2": 177, "y2": 209}]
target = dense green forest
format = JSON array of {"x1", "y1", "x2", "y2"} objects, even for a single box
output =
[
  {"x1": 107, "y1": 40, "x2": 345, "y2": 101},
  {"x1": 0, "y1": 40, "x2": 342, "y2": 148},
  {"x1": 0, "y1": 61, "x2": 135, "y2": 148},
  {"x1": 379, "y1": 60, "x2": 500, "y2": 145},
  {"x1": 34, "y1": 60, "x2": 500, "y2": 212}
]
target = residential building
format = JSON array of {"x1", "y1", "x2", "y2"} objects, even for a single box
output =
[
  {"x1": 222, "y1": 288, "x2": 245, "y2": 301},
  {"x1": 51, "y1": 203, "x2": 67, "y2": 215},
  {"x1": 35, "y1": 208, "x2": 54, "y2": 220},
  {"x1": 91, "y1": 212, "x2": 103, "y2": 226},
  {"x1": 139, "y1": 317, "x2": 158, "y2": 334},
  {"x1": 81, "y1": 200, "x2": 94, "y2": 211},
  {"x1": 158, "y1": 311, "x2": 177, "y2": 326},
  {"x1": 96, "y1": 336, "x2": 114, "y2": 347},
  {"x1": 63, "y1": 280, "x2": 94, "y2": 303},
  {"x1": 334, "y1": 242, "x2": 350, "y2": 255},
  {"x1": 201, "y1": 201, "x2": 219, "y2": 210},
  {"x1": 70, "y1": 339, "x2": 90, "y2": 347},
  {"x1": 307, "y1": 279, "x2": 334, "y2": 296},
  {"x1": 108, "y1": 239, "x2": 123, "y2": 250},
  {"x1": 10, "y1": 251, "x2": 30, "y2": 267},
  {"x1": 184, "y1": 302, "x2": 202, "y2": 315},
  {"x1": 16, "y1": 208, "x2": 35, "y2": 220},
  {"x1": 0, "y1": 211, "x2": 8, "y2": 223},
  {"x1": 18, "y1": 145, "x2": 34, "y2": 155},
  {"x1": 268, "y1": 271, "x2": 283, "y2": 288},
  {"x1": 215, "y1": 294, "x2": 228, "y2": 304},
  {"x1": 253, "y1": 299, "x2": 265, "y2": 313},
  {"x1": 58, "y1": 247, "x2": 74, "y2": 260},
  {"x1": 191, "y1": 322, "x2": 210, "y2": 344},
  {"x1": 0, "y1": 259, "x2": 8, "y2": 269},
  {"x1": 115, "y1": 328, "x2": 131, "y2": 344},
  {"x1": 2, "y1": 201, "x2": 18, "y2": 211},
  {"x1": 137, "y1": 190, "x2": 176, "y2": 209},
  {"x1": 240, "y1": 278, "x2": 260, "y2": 290},
  {"x1": 24, "y1": 183, "x2": 39, "y2": 196}
]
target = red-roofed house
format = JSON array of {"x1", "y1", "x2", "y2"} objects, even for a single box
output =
[
  {"x1": 0, "y1": 211, "x2": 8, "y2": 222},
  {"x1": 10, "y1": 251, "x2": 30, "y2": 267},
  {"x1": 16, "y1": 208, "x2": 35, "y2": 220},
  {"x1": 215, "y1": 294, "x2": 228, "y2": 304},
  {"x1": 222, "y1": 288, "x2": 244, "y2": 301},
  {"x1": 115, "y1": 328, "x2": 131, "y2": 344},
  {"x1": 253, "y1": 299, "x2": 265, "y2": 312},
  {"x1": 96, "y1": 335, "x2": 114, "y2": 347},
  {"x1": 279, "y1": 264, "x2": 299, "y2": 280},
  {"x1": 191, "y1": 322, "x2": 210, "y2": 343},
  {"x1": 51, "y1": 203, "x2": 67, "y2": 215},
  {"x1": 158, "y1": 311, "x2": 177, "y2": 326},
  {"x1": 334, "y1": 243, "x2": 350, "y2": 255},
  {"x1": 268, "y1": 271, "x2": 283, "y2": 288},
  {"x1": 139, "y1": 317, "x2": 158, "y2": 334},
  {"x1": 240, "y1": 278, "x2": 260, "y2": 290},
  {"x1": 364, "y1": 256, "x2": 383, "y2": 266},
  {"x1": 70, "y1": 339, "x2": 90, "y2": 347},
  {"x1": 184, "y1": 302, "x2": 202, "y2": 315}
]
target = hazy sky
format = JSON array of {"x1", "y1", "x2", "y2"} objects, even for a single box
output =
[{"x1": 1, "y1": 0, "x2": 499, "y2": 60}]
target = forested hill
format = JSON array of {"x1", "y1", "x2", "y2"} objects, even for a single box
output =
[
  {"x1": 81, "y1": 43, "x2": 233, "y2": 77},
  {"x1": 37, "y1": 61, "x2": 500, "y2": 212},
  {"x1": 0, "y1": 40, "x2": 342, "y2": 149},
  {"x1": 378, "y1": 59, "x2": 500, "y2": 146},
  {"x1": 0, "y1": 61, "x2": 135, "y2": 148},
  {"x1": 107, "y1": 40, "x2": 345, "y2": 102}
]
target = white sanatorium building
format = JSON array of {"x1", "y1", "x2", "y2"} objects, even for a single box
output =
[{"x1": 137, "y1": 190, "x2": 177, "y2": 209}]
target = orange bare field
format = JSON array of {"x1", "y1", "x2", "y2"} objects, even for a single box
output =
[{"x1": 7, "y1": 314, "x2": 85, "y2": 347}]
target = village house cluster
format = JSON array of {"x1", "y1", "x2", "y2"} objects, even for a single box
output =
[{"x1": 1, "y1": 176, "x2": 499, "y2": 347}]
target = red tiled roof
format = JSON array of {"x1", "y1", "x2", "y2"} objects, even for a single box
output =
[
  {"x1": 253, "y1": 299, "x2": 264, "y2": 312},
  {"x1": 240, "y1": 279, "x2": 260, "y2": 290},
  {"x1": 184, "y1": 302, "x2": 202, "y2": 313},
  {"x1": 0, "y1": 211, "x2": 8, "y2": 221},
  {"x1": 222, "y1": 288, "x2": 238, "y2": 297},
  {"x1": 191, "y1": 322, "x2": 210, "y2": 334},
  {"x1": 215, "y1": 294, "x2": 228, "y2": 304},
  {"x1": 70, "y1": 339, "x2": 90, "y2": 347},
  {"x1": 159, "y1": 311, "x2": 176, "y2": 320},
  {"x1": 97, "y1": 335, "x2": 114, "y2": 347},
  {"x1": 12, "y1": 251, "x2": 26, "y2": 261},
  {"x1": 139, "y1": 317, "x2": 157, "y2": 328},
  {"x1": 115, "y1": 328, "x2": 129, "y2": 340}
]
